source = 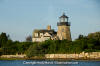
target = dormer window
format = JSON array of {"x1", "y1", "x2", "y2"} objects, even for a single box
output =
[
  {"x1": 35, "y1": 33, "x2": 38, "y2": 37},
  {"x1": 40, "y1": 33, "x2": 43, "y2": 37}
]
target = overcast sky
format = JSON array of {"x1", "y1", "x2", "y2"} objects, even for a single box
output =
[{"x1": 0, "y1": 0, "x2": 100, "y2": 41}]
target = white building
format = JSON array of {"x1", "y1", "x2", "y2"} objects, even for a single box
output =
[{"x1": 32, "y1": 25, "x2": 57, "y2": 42}]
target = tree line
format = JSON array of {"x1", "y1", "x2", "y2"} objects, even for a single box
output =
[
  {"x1": 0, "y1": 32, "x2": 100, "y2": 58},
  {"x1": 0, "y1": 32, "x2": 33, "y2": 55}
]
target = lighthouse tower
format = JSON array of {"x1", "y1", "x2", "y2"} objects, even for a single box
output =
[{"x1": 57, "y1": 13, "x2": 71, "y2": 41}]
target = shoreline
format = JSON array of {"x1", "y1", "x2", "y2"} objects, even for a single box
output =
[
  {"x1": 0, "y1": 52, "x2": 100, "y2": 60},
  {"x1": 0, "y1": 57, "x2": 100, "y2": 61}
]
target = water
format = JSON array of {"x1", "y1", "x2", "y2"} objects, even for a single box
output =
[{"x1": 0, "y1": 60, "x2": 100, "y2": 66}]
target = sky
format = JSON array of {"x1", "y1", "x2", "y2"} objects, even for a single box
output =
[{"x1": 0, "y1": 0, "x2": 100, "y2": 41}]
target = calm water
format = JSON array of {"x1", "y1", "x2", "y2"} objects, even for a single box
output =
[{"x1": 0, "y1": 60, "x2": 100, "y2": 66}]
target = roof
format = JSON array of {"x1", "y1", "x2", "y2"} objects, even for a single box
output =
[
  {"x1": 34, "y1": 29, "x2": 56, "y2": 33},
  {"x1": 60, "y1": 13, "x2": 68, "y2": 18},
  {"x1": 33, "y1": 29, "x2": 57, "y2": 38}
]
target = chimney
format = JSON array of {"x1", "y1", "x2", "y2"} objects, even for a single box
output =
[{"x1": 47, "y1": 25, "x2": 51, "y2": 30}]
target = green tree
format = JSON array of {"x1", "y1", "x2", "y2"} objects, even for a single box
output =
[
  {"x1": 0, "y1": 32, "x2": 8, "y2": 47},
  {"x1": 26, "y1": 43, "x2": 44, "y2": 58}
]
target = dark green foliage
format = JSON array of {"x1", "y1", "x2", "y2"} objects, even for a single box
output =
[
  {"x1": 0, "y1": 32, "x2": 33, "y2": 55},
  {"x1": 1, "y1": 40, "x2": 33, "y2": 55},
  {"x1": 0, "y1": 48, "x2": 3, "y2": 56},
  {"x1": 26, "y1": 43, "x2": 44, "y2": 58},
  {"x1": 0, "y1": 32, "x2": 100, "y2": 57},
  {"x1": 0, "y1": 32, "x2": 8, "y2": 47},
  {"x1": 16, "y1": 42, "x2": 33, "y2": 54}
]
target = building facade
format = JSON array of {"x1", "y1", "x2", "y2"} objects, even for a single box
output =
[
  {"x1": 32, "y1": 13, "x2": 71, "y2": 42},
  {"x1": 57, "y1": 13, "x2": 71, "y2": 41}
]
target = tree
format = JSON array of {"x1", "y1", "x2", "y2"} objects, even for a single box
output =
[
  {"x1": 88, "y1": 32, "x2": 100, "y2": 41},
  {"x1": 0, "y1": 32, "x2": 8, "y2": 47},
  {"x1": 26, "y1": 43, "x2": 44, "y2": 58},
  {"x1": 26, "y1": 35, "x2": 32, "y2": 42}
]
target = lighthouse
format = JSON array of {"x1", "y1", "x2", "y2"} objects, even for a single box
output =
[{"x1": 57, "y1": 13, "x2": 71, "y2": 41}]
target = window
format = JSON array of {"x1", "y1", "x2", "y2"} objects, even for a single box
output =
[
  {"x1": 35, "y1": 33, "x2": 38, "y2": 37},
  {"x1": 40, "y1": 33, "x2": 43, "y2": 37}
]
